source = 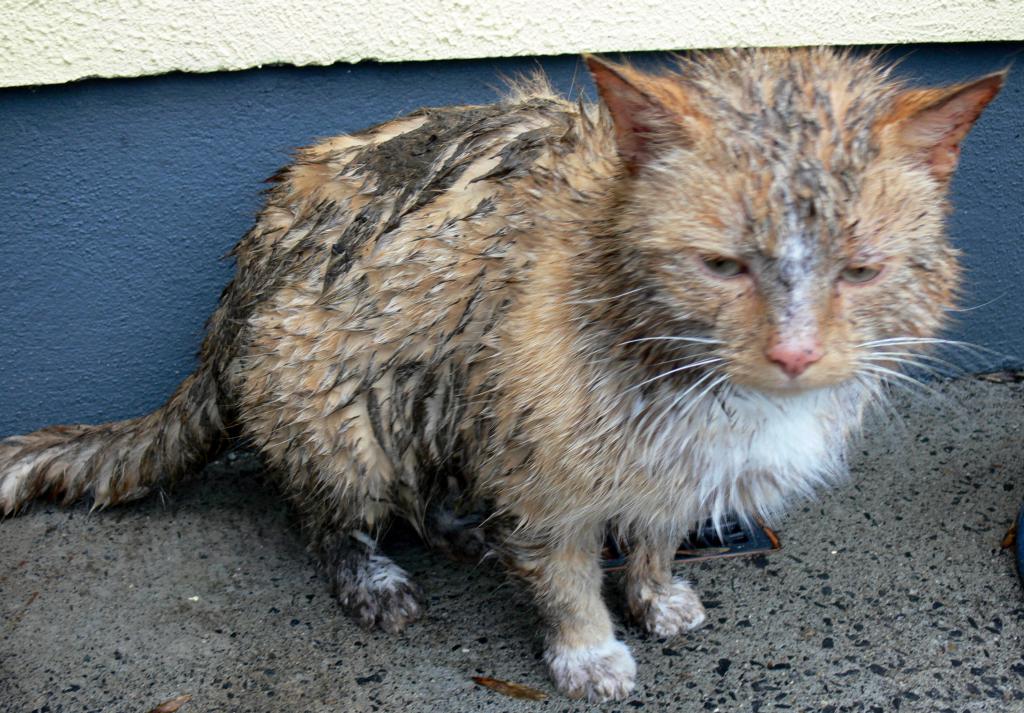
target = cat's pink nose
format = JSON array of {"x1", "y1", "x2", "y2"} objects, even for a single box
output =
[{"x1": 765, "y1": 339, "x2": 824, "y2": 378}]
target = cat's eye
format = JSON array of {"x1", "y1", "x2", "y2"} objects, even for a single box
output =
[
  {"x1": 840, "y1": 264, "x2": 882, "y2": 284},
  {"x1": 700, "y1": 255, "x2": 747, "y2": 278}
]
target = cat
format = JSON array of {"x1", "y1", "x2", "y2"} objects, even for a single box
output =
[{"x1": 0, "y1": 48, "x2": 1003, "y2": 701}]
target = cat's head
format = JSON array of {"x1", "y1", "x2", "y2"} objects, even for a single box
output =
[{"x1": 587, "y1": 49, "x2": 1003, "y2": 393}]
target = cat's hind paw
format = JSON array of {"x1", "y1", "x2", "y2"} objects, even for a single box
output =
[
  {"x1": 334, "y1": 552, "x2": 423, "y2": 633},
  {"x1": 545, "y1": 637, "x2": 637, "y2": 702}
]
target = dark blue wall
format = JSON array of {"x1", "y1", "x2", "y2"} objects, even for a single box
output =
[{"x1": 2, "y1": 45, "x2": 1022, "y2": 437}]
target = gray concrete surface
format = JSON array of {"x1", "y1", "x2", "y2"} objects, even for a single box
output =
[{"x1": 2, "y1": 377, "x2": 1024, "y2": 713}]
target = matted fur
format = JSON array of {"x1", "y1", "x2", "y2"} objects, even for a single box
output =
[{"x1": 0, "y1": 48, "x2": 1003, "y2": 700}]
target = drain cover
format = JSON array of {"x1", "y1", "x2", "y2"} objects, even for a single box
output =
[{"x1": 600, "y1": 515, "x2": 780, "y2": 571}]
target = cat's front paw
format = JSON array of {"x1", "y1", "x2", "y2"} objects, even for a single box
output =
[
  {"x1": 631, "y1": 577, "x2": 706, "y2": 638},
  {"x1": 544, "y1": 637, "x2": 637, "y2": 702}
]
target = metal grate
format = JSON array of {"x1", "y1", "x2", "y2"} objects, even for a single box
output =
[{"x1": 600, "y1": 515, "x2": 780, "y2": 571}]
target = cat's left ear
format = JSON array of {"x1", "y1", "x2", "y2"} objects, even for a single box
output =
[{"x1": 880, "y1": 71, "x2": 1006, "y2": 183}]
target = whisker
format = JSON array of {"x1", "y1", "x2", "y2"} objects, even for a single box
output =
[
  {"x1": 946, "y1": 289, "x2": 1010, "y2": 313},
  {"x1": 855, "y1": 337, "x2": 996, "y2": 356},
  {"x1": 627, "y1": 358, "x2": 725, "y2": 392},
  {"x1": 856, "y1": 370, "x2": 925, "y2": 405},
  {"x1": 860, "y1": 350, "x2": 966, "y2": 375},
  {"x1": 859, "y1": 355, "x2": 950, "y2": 377},
  {"x1": 640, "y1": 369, "x2": 724, "y2": 438},
  {"x1": 855, "y1": 373, "x2": 907, "y2": 435},
  {"x1": 856, "y1": 336, "x2": 1008, "y2": 371},
  {"x1": 862, "y1": 349, "x2": 961, "y2": 365},
  {"x1": 857, "y1": 363, "x2": 947, "y2": 401},
  {"x1": 620, "y1": 336, "x2": 724, "y2": 347},
  {"x1": 674, "y1": 373, "x2": 730, "y2": 422},
  {"x1": 565, "y1": 287, "x2": 649, "y2": 306},
  {"x1": 859, "y1": 361, "x2": 972, "y2": 423},
  {"x1": 649, "y1": 351, "x2": 719, "y2": 368},
  {"x1": 857, "y1": 362, "x2": 927, "y2": 385}
]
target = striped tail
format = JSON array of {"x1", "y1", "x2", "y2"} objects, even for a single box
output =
[{"x1": 0, "y1": 367, "x2": 223, "y2": 515}]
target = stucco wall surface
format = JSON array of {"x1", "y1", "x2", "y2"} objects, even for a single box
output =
[{"x1": 3, "y1": 0, "x2": 1024, "y2": 88}]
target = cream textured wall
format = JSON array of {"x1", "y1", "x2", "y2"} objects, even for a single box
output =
[{"x1": 2, "y1": 0, "x2": 1023, "y2": 88}]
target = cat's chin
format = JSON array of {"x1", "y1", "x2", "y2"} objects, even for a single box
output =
[
  {"x1": 727, "y1": 364, "x2": 857, "y2": 395},
  {"x1": 733, "y1": 375, "x2": 849, "y2": 397}
]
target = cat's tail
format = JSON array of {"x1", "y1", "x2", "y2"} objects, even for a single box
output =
[{"x1": 0, "y1": 366, "x2": 224, "y2": 515}]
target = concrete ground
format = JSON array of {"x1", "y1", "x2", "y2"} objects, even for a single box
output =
[{"x1": 2, "y1": 377, "x2": 1024, "y2": 713}]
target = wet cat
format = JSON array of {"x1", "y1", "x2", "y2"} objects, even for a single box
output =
[{"x1": 0, "y1": 48, "x2": 1003, "y2": 700}]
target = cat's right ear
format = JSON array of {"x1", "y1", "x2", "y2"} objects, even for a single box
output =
[{"x1": 585, "y1": 55, "x2": 689, "y2": 174}]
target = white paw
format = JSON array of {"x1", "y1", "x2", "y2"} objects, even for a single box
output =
[
  {"x1": 639, "y1": 578, "x2": 706, "y2": 638},
  {"x1": 545, "y1": 637, "x2": 637, "y2": 702}
]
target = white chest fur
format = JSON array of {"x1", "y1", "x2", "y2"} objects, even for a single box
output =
[{"x1": 615, "y1": 383, "x2": 867, "y2": 535}]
